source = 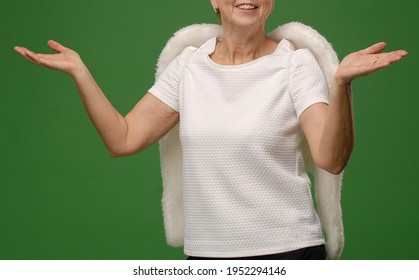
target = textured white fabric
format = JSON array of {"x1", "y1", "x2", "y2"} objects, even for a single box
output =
[
  {"x1": 153, "y1": 23, "x2": 344, "y2": 260},
  {"x1": 149, "y1": 37, "x2": 330, "y2": 258}
]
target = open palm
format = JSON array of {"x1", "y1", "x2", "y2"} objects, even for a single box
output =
[
  {"x1": 14, "y1": 40, "x2": 83, "y2": 76},
  {"x1": 336, "y1": 42, "x2": 408, "y2": 85}
]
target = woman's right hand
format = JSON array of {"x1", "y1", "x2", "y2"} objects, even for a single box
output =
[
  {"x1": 14, "y1": 40, "x2": 179, "y2": 157},
  {"x1": 14, "y1": 40, "x2": 84, "y2": 77}
]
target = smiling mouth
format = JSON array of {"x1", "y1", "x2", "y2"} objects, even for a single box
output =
[{"x1": 236, "y1": 4, "x2": 258, "y2": 10}]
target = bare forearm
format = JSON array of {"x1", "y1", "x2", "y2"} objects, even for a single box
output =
[
  {"x1": 318, "y1": 40, "x2": 407, "y2": 173},
  {"x1": 71, "y1": 64, "x2": 128, "y2": 156},
  {"x1": 15, "y1": 41, "x2": 180, "y2": 157},
  {"x1": 319, "y1": 79, "x2": 355, "y2": 174},
  {"x1": 301, "y1": 42, "x2": 406, "y2": 175}
]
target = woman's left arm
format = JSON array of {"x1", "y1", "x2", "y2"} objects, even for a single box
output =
[{"x1": 300, "y1": 42, "x2": 408, "y2": 175}]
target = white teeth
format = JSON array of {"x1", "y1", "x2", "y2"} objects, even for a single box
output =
[{"x1": 237, "y1": 4, "x2": 257, "y2": 10}]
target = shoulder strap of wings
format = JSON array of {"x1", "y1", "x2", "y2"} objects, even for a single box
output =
[{"x1": 154, "y1": 22, "x2": 344, "y2": 260}]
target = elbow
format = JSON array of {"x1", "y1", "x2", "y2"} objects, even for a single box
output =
[
  {"x1": 316, "y1": 153, "x2": 351, "y2": 175},
  {"x1": 108, "y1": 150, "x2": 124, "y2": 158},
  {"x1": 106, "y1": 142, "x2": 147, "y2": 158},
  {"x1": 106, "y1": 143, "x2": 130, "y2": 158},
  {"x1": 316, "y1": 143, "x2": 354, "y2": 175},
  {"x1": 108, "y1": 147, "x2": 126, "y2": 158},
  {"x1": 317, "y1": 160, "x2": 346, "y2": 175},
  {"x1": 328, "y1": 165, "x2": 345, "y2": 175}
]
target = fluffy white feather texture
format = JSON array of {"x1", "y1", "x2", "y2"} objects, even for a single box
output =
[{"x1": 155, "y1": 22, "x2": 344, "y2": 260}]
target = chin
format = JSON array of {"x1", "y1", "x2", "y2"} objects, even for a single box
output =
[{"x1": 228, "y1": 11, "x2": 267, "y2": 28}]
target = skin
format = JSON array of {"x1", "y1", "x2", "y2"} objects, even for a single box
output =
[{"x1": 14, "y1": 0, "x2": 408, "y2": 174}]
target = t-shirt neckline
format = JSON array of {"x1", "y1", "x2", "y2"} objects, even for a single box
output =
[{"x1": 204, "y1": 37, "x2": 288, "y2": 69}]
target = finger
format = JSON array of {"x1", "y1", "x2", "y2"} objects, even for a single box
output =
[
  {"x1": 359, "y1": 42, "x2": 387, "y2": 55},
  {"x1": 14, "y1": 46, "x2": 26, "y2": 57},
  {"x1": 23, "y1": 48, "x2": 51, "y2": 67},
  {"x1": 47, "y1": 40, "x2": 66, "y2": 53},
  {"x1": 394, "y1": 49, "x2": 408, "y2": 57},
  {"x1": 375, "y1": 50, "x2": 408, "y2": 65},
  {"x1": 33, "y1": 53, "x2": 52, "y2": 59},
  {"x1": 16, "y1": 46, "x2": 35, "y2": 55},
  {"x1": 25, "y1": 51, "x2": 42, "y2": 65},
  {"x1": 372, "y1": 52, "x2": 408, "y2": 71},
  {"x1": 14, "y1": 46, "x2": 31, "y2": 57},
  {"x1": 14, "y1": 46, "x2": 39, "y2": 65}
]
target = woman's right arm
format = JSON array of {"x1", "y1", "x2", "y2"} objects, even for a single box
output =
[{"x1": 14, "y1": 40, "x2": 179, "y2": 157}]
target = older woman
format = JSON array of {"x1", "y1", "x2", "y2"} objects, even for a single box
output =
[{"x1": 15, "y1": 0, "x2": 407, "y2": 259}]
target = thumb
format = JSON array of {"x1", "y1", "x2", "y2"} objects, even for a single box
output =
[
  {"x1": 47, "y1": 40, "x2": 66, "y2": 53},
  {"x1": 359, "y1": 42, "x2": 387, "y2": 55}
]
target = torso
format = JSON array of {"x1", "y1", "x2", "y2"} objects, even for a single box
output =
[{"x1": 179, "y1": 37, "x2": 325, "y2": 258}]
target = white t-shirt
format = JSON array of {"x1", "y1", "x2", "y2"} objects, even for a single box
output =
[{"x1": 149, "y1": 37, "x2": 329, "y2": 258}]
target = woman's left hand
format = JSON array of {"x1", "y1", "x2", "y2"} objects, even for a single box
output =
[{"x1": 335, "y1": 42, "x2": 408, "y2": 86}]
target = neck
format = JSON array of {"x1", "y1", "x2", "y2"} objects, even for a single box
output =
[{"x1": 212, "y1": 24, "x2": 277, "y2": 65}]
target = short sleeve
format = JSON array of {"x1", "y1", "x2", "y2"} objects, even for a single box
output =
[
  {"x1": 148, "y1": 47, "x2": 196, "y2": 112},
  {"x1": 288, "y1": 48, "x2": 329, "y2": 118}
]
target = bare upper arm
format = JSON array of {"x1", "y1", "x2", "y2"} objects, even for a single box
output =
[
  {"x1": 122, "y1": 92, "x2": 179, "y2": 155},
  {"x1": 299, "y1": 102, "x2": 328, "y2": 165}
]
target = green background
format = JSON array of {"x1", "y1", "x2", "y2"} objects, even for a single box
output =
[{"x1": 1, "y1": 0, "x2": 418, "y2": 260}]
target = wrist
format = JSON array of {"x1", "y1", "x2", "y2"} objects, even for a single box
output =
[
  {"x1": 333, "y1": 74, "x2": 352, "y2": 89},
  {"x1": 330, "y1": 76, "x2": 353, "y2": 101},
  {"x1": 70, "y1": 61, "x2": 89, "y2": 80}
]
